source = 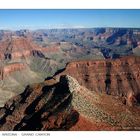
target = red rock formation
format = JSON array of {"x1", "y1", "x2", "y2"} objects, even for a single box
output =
[
  {"x1": 0, "y1": 36, "x2": 61, "y2": 79},
  {"x1": 3, "y1": 63, "x2": 26, "y2": 77},
  {"x1": 0, "y1": 75, "x2": 79, "y2": 131},
  {"x1": 56, "y1": 56, "x2": 140, "y2": 106},
  {"x1": 0, "y1": 37, "x2": 32, "y2": 59},
  {"x1": 41, "y1": 47, "x2": 60, "y2": 53},
  {"x1": 0, "y1": 36, "x2": 60, "y2": 60},
  {"x1": 12, "y1": 50, "x2": 31, "y2": 59},
  {"x1": 0, "y1": 63, "x2": 26, "y2": 80}
]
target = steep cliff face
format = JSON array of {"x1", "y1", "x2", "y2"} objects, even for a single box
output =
[
  {"x1": 0, "y1": 75, "x2": 79, "y2": 131},
  {"x1": 56, "y1": 56, "x2": 140, "y2": 106}
]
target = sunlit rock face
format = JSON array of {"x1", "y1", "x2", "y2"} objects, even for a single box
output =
[{"x1": 56, "y1": 56, "x2": 140, "y2": 106}]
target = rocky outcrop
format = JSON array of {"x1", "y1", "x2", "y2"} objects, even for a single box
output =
[
  {"x1": 0, "y1": 37, "x2": 41, "y2": 60},
  {"x1": 0, "y1": 75, "x2": 79, "y2": 131},
  {"x1": 0, "y1": 36, "x2": 61, "y2": 60},
  {"x1": 60, "y1": 75, "x2": 81, "y2": 93},
  {"x1": 56, "y1": 56, "x2": 140, "y2": 106},
  {"x1": 1, "y1": 63, "x2": 26, "y2": 78}
]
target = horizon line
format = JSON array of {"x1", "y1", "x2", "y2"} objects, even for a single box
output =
[{"x1": 0, "y1": 26, "x2": 140, "y2": 31}]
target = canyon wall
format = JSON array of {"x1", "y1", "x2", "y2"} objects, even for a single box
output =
[{"x1": 56, "y1": 56, "x2": 140, "y2": 106}]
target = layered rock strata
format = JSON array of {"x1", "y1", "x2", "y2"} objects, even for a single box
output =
[
  {"x1": 0, "y1": 75, "x2": 79, "y2": 131},
  {"x1": 56, "y1": 56, "x2": 140, "y2": 106}
]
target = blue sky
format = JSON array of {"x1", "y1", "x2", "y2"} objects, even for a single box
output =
[{"x1": 0, "y1": 9, "x2": 140, "y2": 30}]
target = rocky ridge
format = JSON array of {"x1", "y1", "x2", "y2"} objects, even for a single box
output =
[{"x1": 0, "y1": 75, "x2": 79, "y2": 130}]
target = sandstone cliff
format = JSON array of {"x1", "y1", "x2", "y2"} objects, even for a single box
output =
[{"x1": 55, "y1": 56, "x2": 140, "y2": 106}]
